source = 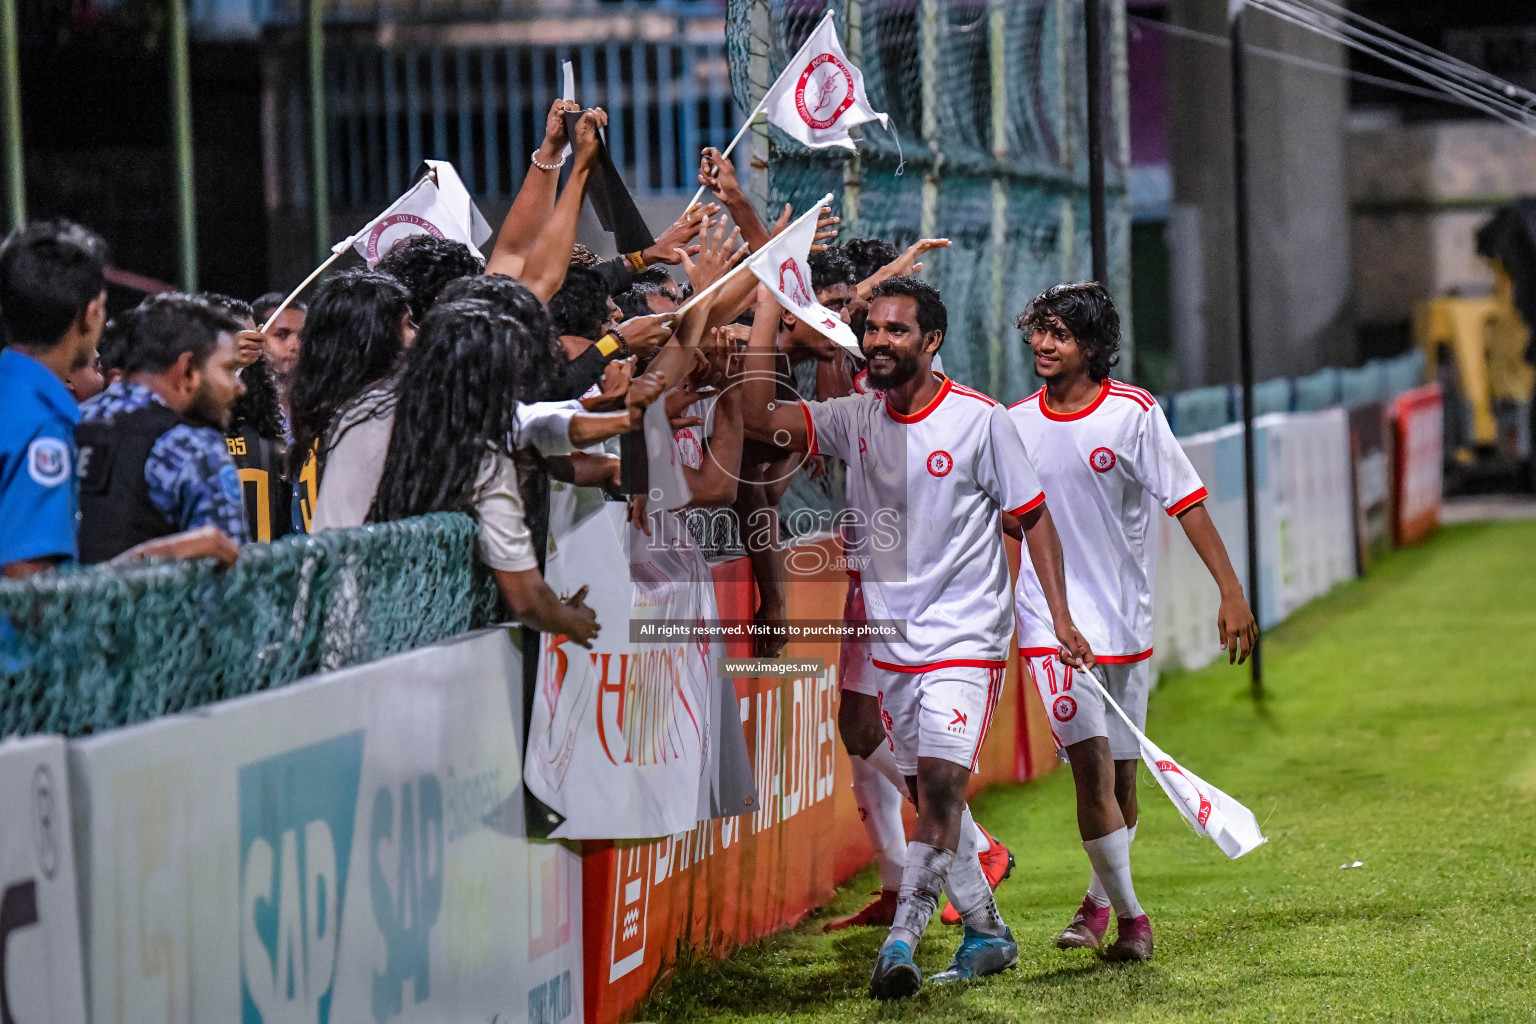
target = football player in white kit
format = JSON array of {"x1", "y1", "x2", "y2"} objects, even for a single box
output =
[
  {"x1": 741, "y1": 277, "x2": 1095, "y2": 998},
  {"x1": 1009, "y1": 281, "x2": 1257, "y2": 961}
]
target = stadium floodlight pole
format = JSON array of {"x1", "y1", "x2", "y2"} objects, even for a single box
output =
[
  {"x1": 1229, "y1": 0, "x2": 1263, "y2": 698},
  {"x1": 1084, "y1": 0, "x2": 1108, "y2": 285},
  {"x1": 168, "y1": 0, "x2": 197, "y2": 291},
  {"x1": 0, "y1": 0, "x2": 23, "y2": 231}
]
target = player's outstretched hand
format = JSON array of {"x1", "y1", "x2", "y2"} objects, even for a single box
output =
[
  {"x1": 616, "y1": 312, "x2": 678, "y2": 358},
  {"x1": 646, "y1": 203, "x2": 715, "y2": 266},
  {"x1": 560, "y1": 585, "x2": 601, "y2": 649},
  {"x1": 1055, "y1": 621, "x2": 1097, "y2": 671},
  {"x1": 1219, "y1": 590, "x2": 1258, "y2": 665}
]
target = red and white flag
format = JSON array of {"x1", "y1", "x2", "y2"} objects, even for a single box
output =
[
  {"x1": 762, "y1": 10, "x2": 889, "y2": 151},
  {"x1": 1084, "y1": 670, "x2": 1267, "y2": 859},
  {"x1": 746, "y1": 193, "x2": 860, "y2": 354},
  {"x1": 347, "y1": 160, "x2": 492, "y2": 267}
]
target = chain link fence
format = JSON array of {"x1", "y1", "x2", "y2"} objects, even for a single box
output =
[{"x1": 0, "y1": 514, "x2": 497, "y2": 738}]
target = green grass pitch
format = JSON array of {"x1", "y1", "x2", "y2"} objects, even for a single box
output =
[{"x1": 640, "y1": 520, "x2": 1536, "y2": 1022}]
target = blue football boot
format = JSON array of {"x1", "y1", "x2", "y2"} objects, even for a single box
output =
[
  {"x1": 929, "y1": 926, "x2": 1019, "y2": 984},
  {"x1": 868, "y1": 940, "x2": 923, "y2": 1000}
]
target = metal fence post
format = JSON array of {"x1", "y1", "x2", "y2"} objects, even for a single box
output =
[
  {"x1": 0, "y1": 0, "x2": 23, "y2": 231},
  {"x1": 309, "y1": 0, "x2": 330, "y2": 262},
  {"x1": 169, "y1": 0, "x2": 197, "y2": 290}
]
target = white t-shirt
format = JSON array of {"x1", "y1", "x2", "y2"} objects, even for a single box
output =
[
  {"x1": 311, "y1": 390, "x2": 581, "y2": 573},
  {"x1": 1008, "y1": 379, "x2": 1205, "y2": 662},
  {"x1": 805, "y1": 373, "x2": 1044, "y2": 669}
]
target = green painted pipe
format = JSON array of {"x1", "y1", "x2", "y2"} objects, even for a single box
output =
[
  {"x1": 169, "y1": 0, "x2": 196, "y2": 291},
  {"x1": 309, "y1": 0, "x2": 328, "y2": 262},
  {"x1": 1, "y1": 0, "x2": 24, "y2": 230}
]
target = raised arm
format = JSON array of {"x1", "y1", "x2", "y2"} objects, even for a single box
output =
[
  {"x1": 740, "y1": 289, "x2": 812, "y2": 451},
  {"x1": 485, "y1": 100, "x2": 576, "y2": 280},
  {"x1": 1177, "y1": 502, "x2": 1258, "y2": 664},
  {"x1": 518, "y1": 108, "x2": 607, "y2": 304},
  {"x1": 697, "y1": 147, "x2": 771, "y2": 250},
  {"x1": 856, "y1": 238, "x2": 951, "y2": 300}
]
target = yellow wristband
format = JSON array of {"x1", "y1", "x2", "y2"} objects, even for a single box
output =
[
  {"x1": 624, "y1": 251, "x2": 648, "y2": 273},
  {"x1": 596, "y1": 334, "x2": 621, "y2": 357}
]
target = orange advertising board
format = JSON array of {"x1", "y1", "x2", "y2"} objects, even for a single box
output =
[{"x1": 580, "y1": 538, "x2": 1056, "y2": 1024}]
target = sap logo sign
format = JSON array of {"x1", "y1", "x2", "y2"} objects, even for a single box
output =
[
  {"x1": 239, "y1": 732, "x2": 366, "y2": 1024},
  {"x1": 527, "y1": 970, "x2": 573, "y2": 1024},
  {"x1": 368, "y1": 774, "x2": 443, "y2": 1023}
]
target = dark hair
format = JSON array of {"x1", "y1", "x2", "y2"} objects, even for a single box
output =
[
  {"x1": 108, "y1": 293, "x2": 242, "y2": 376},
  {"x1": 570, "y1": 243, "x2": 599, "y2": 267},
  {"x1": 288, "y1": 268, "x2": 411, "y2": 478},
  {"x1": 252, "y1": 291, "x2": 306, "y2": 324},
  {"x1": 434, "y1": 273, "x2": 560, "y2": 401},
  {"x1": 228, "y1": 357, "x2": 285, "y2": 439},
  {"x1": 808, "y1": 246, "x2": 857, "y2": 291},
  {"x1": 842, "y1": 237, "x2": 900, "y2": 282},
  {"x1": 547, "y1": 263, "x2": 611, "y2": 341},
  {"x1": 1016, "y1": 281, "x2": 1121, "y2": 381},
  {"x1": 869, "y1": 275, "x2": 947, "y2": 339},
  {"x1": 199, "y1": 292, "x2": 254, "y2": 325},
  {"x1": 371, "y1": 298, "x2": 550, "y2": 521},
  {"x1": 0, "y1": 220, "x2": 109, "y2": 349},
  {"x1": 614, "y1": 281, "x2": 673, "y2": 320},
  {"x1": 630, "y1": 265, "x2": 674, "y2": 288},
  {"x1": 374, "y1": 235, "x2": 483, "y2": 319}
]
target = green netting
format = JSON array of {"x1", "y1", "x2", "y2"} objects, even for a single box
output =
[
  {"x1": 727, "y1": 0, "x2": 1132, "y2": 408},
  {"x1": 0, "y1": 513, "x2": 498, "y2": 738}
]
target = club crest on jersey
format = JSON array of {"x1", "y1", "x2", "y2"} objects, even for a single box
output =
[
  {"x1": 1089, "y1": 446, "x2": 1117, "y2": 473},
  {"x1": 795, "y1": 52, "x2": 856, "y2": 130},
  {"x1": 926, "y1": 450, "x2": 953, "y2": 477},
  {"x1": 27, "y1": 437, "x2": 70, "y2": 487},
  {"x1": 1052, "y1": 695, "x2": 1077, "y2": 722}
]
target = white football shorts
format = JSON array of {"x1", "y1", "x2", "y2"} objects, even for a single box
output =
[
  {"x1": 1024, "y1": 653, "x2": 1150, "y2": 760},
  {"x1": 838, "y1": 578, "x2": 881, "y2": 697},
  {"x1": 871, "y1": 661, "x2": 1007, "y2": 777}
]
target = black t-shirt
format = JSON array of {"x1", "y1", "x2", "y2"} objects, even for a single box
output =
[{"x1": 225, "y1": 432, "x2": 294, "y2": 542}]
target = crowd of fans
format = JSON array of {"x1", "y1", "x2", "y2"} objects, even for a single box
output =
[{"x1": 0, "y1": 100, "x2": 942, "y2": 650}]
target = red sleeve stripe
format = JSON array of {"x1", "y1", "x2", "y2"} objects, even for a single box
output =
[
  {"x1": 1111, "y1": 380, "x2": 1157, "y2": 404},
  {"x1": 949, "y1": 382, "x2": 998, "y2": 406},
  {"x1": 1165, "y1": 486, "x2": 1208, "y2": 517},
  {"x1": 799, "y1": 400, "x2": 818, "y2": 456},
  {"x1": 1009, "y1": 387, "x2": 1045, "y2": 410},
  {"x1": 1108, "y1": 385, "x2": 1155, "y2": 411},
  {"x1": 1008, "y1": 492, "x2": 1046, "y2": 517}
]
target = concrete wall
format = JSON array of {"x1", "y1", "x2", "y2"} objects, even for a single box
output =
[
  {"x1": 1165, "y1": 2, "x2": 1353, "y2": 388},
  {"x1": 1350, "y1": 119, "x2": 1536, "y2": 327}
]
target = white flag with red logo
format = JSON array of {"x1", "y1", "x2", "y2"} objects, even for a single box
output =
[
  {"x1": 746, "y1": 193, "x2": 860, "y2": 354},
  {"x1": 346, "y1": 160, "x2": 492, "y2": 267},
  {"x1": 1084, "y1": 670, "x2": 1267, "y2": 859},
  {"x1": 761, "y1": 10, "x2": 888, "y2": 151}
]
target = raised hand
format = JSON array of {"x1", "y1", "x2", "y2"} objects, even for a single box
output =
[
  {"x1": 538, "y1": 99, "x2": 579, "y2": 164},
  {"x1": 811, "y1": 206, "x2": 841, "y2": 252},
  {"x1": 697, "y1": 146, "x2": 744, "y2": 201},
  {"x1": 573, "y1": 108, "x2": 609, "y2": 170},
  {"x1": 625, "y1": 369, "x2": 668, "y2": 429},
  {"x1": 645, "y1": 203, "x2": 717, "y2": 266},
  {"x1": 580, "y1": 357, "x2": 634, "y2": 413},
  {"x1": 616, "y1": 312, "x2": 679, "y2": 359},
  {"x1": 680, "y1": 215, "x2": 745, "y2": 294}
]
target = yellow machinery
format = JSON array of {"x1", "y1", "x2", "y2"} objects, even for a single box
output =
[{"x1": 1413, "y1": 262, "x2": 1535, "y2": 470}]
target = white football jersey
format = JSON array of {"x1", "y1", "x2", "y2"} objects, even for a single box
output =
[
  {"x1": 1008, "y1": 379, "x2": 1206, "y2": 662},
  {"x1": 805, "y1": 373, "x2": 1044, "y2": 669}
]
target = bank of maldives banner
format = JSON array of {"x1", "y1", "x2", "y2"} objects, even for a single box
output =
[
  {"x1": 69, "y1": 628, "x2": 582, "y2": 1024},
  {"x1": 525, "y1": 484, "x2": 756, "y2": 839}
]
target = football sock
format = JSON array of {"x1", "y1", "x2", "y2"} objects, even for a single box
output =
[
  {"x1": 863, "y1": 740, "x2": 908, "y2": 793},
  {"x1": 969, "y1": 810, "x2": 991, "y2": 855},
  {"x1": 883, "y1": 841, "x2": 951, "y2": 951},
  {"x1": 1082, "y1": 827, "x2": 1144, "y2": 920},
  {"x1": 851, "y1": 752, "x2": 908, "y2": 891},
  {"x1": 943, "y1": 834, "x2": 1009, "y2": 937},
  {"x1": 1086, "y1": 822, "x2": 1134, "y2": 908}
]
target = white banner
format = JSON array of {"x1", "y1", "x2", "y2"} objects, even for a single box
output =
[
  {"x1": 525, "y1": 486, "x2": 755, "y2": 839},
  {"x1": 351, "y1": 162, "x2": 492, "y2": 267},
  {"x1": 70, "y1": 628, "x2": 582, "y2": 1024},
  {"x1": 0, "y1": 736, "x2": 85, "y2": 1024}
]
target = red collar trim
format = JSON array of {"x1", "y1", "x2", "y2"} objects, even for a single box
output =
[
  {"x1": 1039, "y1": 379, "x2": 1110, "y2": 421},
  {"x1": 886, "y1": 374, "x2": 952, "y2": 423}
]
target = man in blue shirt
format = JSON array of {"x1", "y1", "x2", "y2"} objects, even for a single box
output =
[
  {"x1": 77, "y1": 295, "x2": 251, "y2": 562},
  {"x1": 0, "y1": 221, "x2": 108, "y2": 578}
]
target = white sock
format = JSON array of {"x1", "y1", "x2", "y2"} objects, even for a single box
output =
[
  {"x1": 883, "y1": 841, "x2": 949, "y2": 951},
  {"x1": 863, "y1": 740, "x2": 909, "y2": 793},
  {"x1": 969, "y1": 810, "x2": 990, "y2": 855},
  {"x1": 1086, "y1": 822, "x2": 1134, "y2": 908},
  {"x1": 943, "y1": 838, "x2": 1008, "y2": 937},
  {"x1": 851, "y1": 752, "x2": 907, "y2": 891},
  {"x1": 1082, "y1": 827, "x2": 1143, "y2": 920}
]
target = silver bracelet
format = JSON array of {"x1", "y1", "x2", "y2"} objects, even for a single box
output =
[{"x1": 530, "y1": 149, "x2": 566, "y2": 172}]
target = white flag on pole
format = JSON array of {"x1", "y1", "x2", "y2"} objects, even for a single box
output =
[
  {"x1": 347, "y1": 160, "x2": 492, "y2": 267},
  {"x1": 761, "y1": 10, "x2": 889, "y2": 151},
  {"x1": 1084, "y1": 670, "x2": 1267, "y2": 859},
  {"x1": 747, "y1": 193, "x2": 861, "y2": 354}
]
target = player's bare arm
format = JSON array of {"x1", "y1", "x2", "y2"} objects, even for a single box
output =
[
  {"x1": 1009, "y1": 503, "x2": 1096, "y2": 669},
  {"x1": 741, "y1": 289, "x2": 814, "y2": 451},
  {"x1": 1176, "y1": 502, "x2": 1258, "y2": 664}
]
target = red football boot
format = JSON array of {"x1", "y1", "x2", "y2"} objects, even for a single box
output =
[
  {"x1": 1103, "y1": 914, "x2": 1155, "y2": 961},
  {"x1": 940, "y1": 825, "x2": 1015, "y2": 925},
  {"x1": 824, "y1": 889, "x2": 898, "y2": 932},
  {"x1": 1055, "y1": 895, "x2": 1112, "y2": 950}
]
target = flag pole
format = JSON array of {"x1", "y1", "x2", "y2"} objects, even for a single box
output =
[
  {"x1": 684, "y1": 8, "x2": 837, "y2": 211},
  {"x1": 673, "y1": 256, "x2": 752, "y2": 318}
]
